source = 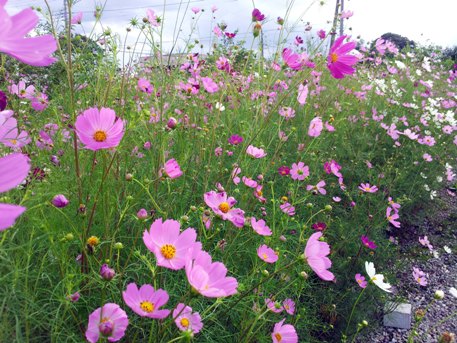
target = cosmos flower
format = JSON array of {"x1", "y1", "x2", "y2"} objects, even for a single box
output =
[
  {"x1": 0, "y1": 153, "x2": 30, "y2": 231},
  {"x1": 365, "y1": 261, "x2": 392, "y2": 293},
  {"x1": 143, "y1": 218, "x2": 200, "y2": 270},
  {"x1": 308, "y1": 117, "x2": 323, "y2": 137},
  {"x1": 0, "y1": 1, "x2": 57, "y2": 66},
  {"x1": 173, "y1": 303, "x2": 203, "y2": 334},
  {"x1": 266, "y1": 298, "x2": 284, "y2": 313},
  {"x1": 51, "y1": 194, "x2": 69, "y2": 208},
  {"x1": 306, "y1": 180, "x2": 326, "y2": 195},
  {"x1": 327, "y1": 35, "x2": 358, "y2": 79},
  {"x1": 75, "y1": 107, "x2": 125, "y2": 151},
  {"x1": 204, "y1": 191, "x2": 245, "y2": 228},
  {"x1": 386, "y1": 207, "x2": 401, "y2": 228},
  {"x1": 163, "y1": 159, "x2": 183, "y2": 179},
  {"x1": 412, "y1": 267, "x2": 427, "y2": 286},
  {"x1": 290, "y1": 162, "x2": 309, "y2": 181},
  {"x1": 85, "y1": 303, "x2": 129, "y2": 343},
  {"x1": 355, "y1": 273, "x2": 367, "y2": 288},
  {"x1": 246, "y1": 145, "x2": 267, "y2": 158},
  {"x1": 257, "y1": 244, "x2": 278, "y2": 263},
  {"x1": 122, "y1": 283, "x2": 170, "y2": 319},
  {"x1": 361, "y1": 235, "x2": 377, "y2": 249},
  {"x1": 282, "y1": 299, "x2": 295, "y2": 315},
  {"x1": 304, "y1": 232, "x2": 334, "y2": 281},
  {"x1": 271, "y1": 319, "x2": 298, "y2": 343},
  {"x1": 185, "y1": 250, "x2": 238, "y2": 298},
  {"x1": 359, "y1": 183, "x2": 378, "y2": 193},
  {"x1": 251, "y1": 217, "x2": 272, "y2": 236}
]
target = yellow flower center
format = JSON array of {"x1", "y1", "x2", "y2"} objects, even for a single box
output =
[
  {"x1": 275, "y1": 333, "x2": 282, "y2": 342},
  {"x1": 87, "y1": 236, "x2": 100, "y2": 246},
  {"x1": 9, "y1": 139, "x2": 17, "y2": 145},
  {"x1": 387, "y1": 216, "x2": 392, "y2": 221},
  {"x1": 93, "y1": 130, "x2": 107, "y2": 142},
  {"x1": 262, "y1": 253, "x2": 268, "y2": 260},
  {"x1": 101, "y1": 317, "x2": 109, "y2": 323},
  {"x1": 180, "y1": 318, "x2": 190, "y2": 327},
  {"x1": 364, "y1": 187, "x2": 371, "y2": 191},
  {"x1": 218, "y1": 202, "x2": 230, "y2": 213},
  {"x1": 330, "y1": 52, "x2": 338, "y2": 63},
  {"x1": 160, "y1": 244, "x2": 177, "y2": 259},
  {"x1": 257, "y1": 190, "x2": 263, "y2": 196},
  {"x1": 140, "y1": 301, "x2": 155, "y2": 313}
]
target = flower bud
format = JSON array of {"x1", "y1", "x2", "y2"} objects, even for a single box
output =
[
  {"x1": 52, "y1": 194, "x2": 69, "y2": 208},
  {"x1": 325, "y1": 205, "x2": 332, "y2": 212},
  {"x1": 167, "y1": 117, "x2": 178, "y2": 129},
  {"x1": 114, "y1": 242, "x2": 124, "y2": 250},
  {"x1": 125, "y1": 173, "x2": 133, "y2": 181},
  {"x1": 100, "y1": 264, "x2": 115, "y2": 281},
  {"x1": 137, "y1": 208, "x2": 148, "y2": 219},
  {"x1": 434, "y1": 290, "x2": 445, "y2": 300},
  {"x1": 64, "y1": 233, "x2": 74, "y2": 241}
]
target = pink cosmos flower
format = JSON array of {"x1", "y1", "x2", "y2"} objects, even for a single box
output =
[
  {"x1": 85, "y1": 303, "x2": 128, "y2": 343},
  {"x1": 282, "y1": 299, "x2": 295, "y2": 315},
  {"x1": 355, "y1": 273, "x2": 367, "y2": 288},
  {"x1": 361, "y1": 235, "x2": 377, "y2": 249},
  {"x1": 71, "y1": 11, "x2": 83, "y2": 24},
  {"x1": 317, "y1": 29, "x2": 326, "y2": 39},
  {"x1": 324, "y1": 160, "x2": 342, "y2": 178},
  {"x1": 0, "y1": 153, "x2": 30, "y2": 231},
  {"x1": 163, "y1": 158, "x2": 183, "y2": 179},
  {"x1": 0, "y1": 114, "x2": 30, "y2": 148},
  {"x1": 272, "y1": 319, "x2": 298, "y2": 343},
  {"x1": 251, "y1": 217, "x2": 272, "y2": 236},
  {"x1": 9, "y1": 81, "x2": 35, "y2": 99},
  {"x1": 412, "y1": 267, "x2": 427, "y2": 286},
  {"x1": 257, "y1": 244, "x2": 278, "y2": 263},
  {"x1": 359, "y1": 183, "x2": 378, "y2": 193},
  {"x1": 280, "y1": 202, "x2": 295, "y2": 216},
  {"x1": 297, "y1": 84, "x2": 308, "y2": 105},
  {"x1": 143, "y1": 218, "x2": 199, "y2": 270},
  {"x1": 146, "y1": 9, "x2": 160, "y2": 27},
  {"x1": 253, "y1": 185, "x2": 266, "y2": 203},
  {"x1": 231, "y1": 167, "x2": 241, "y2": 185},
  {"x1": 173, "y1": 303, "x2": 203, "y2": 334},
  {"x1": 266, "y1": 298, "x2": 284, "y2": 313},
  {"x1": 0, "y1": 1, "x2": 57, "y2": 66},
  {"x1": 246, "y1": 145, "x2": 267, "y2": 158},
  {"x1": 388, "y1": 197, "x2": 401, "y2": 213},
  {"x1": 386, "y1": 206, "x2": 401, "y2": 228},
  {"x1": 122, "y1": 283, "x2": 170, "y2": 319},
  {"x1": 282, "y1": 48, "x2": 303, "y2": 70},
  {"x1": 30, "y1": 92, "x2": 49, "y2": 112},
  {"x1": 242, "y1": 176, "x2": 258, "y2": 188},
  {"x1": 306, "y1": 180, "x2": 326, "y2": 195},
  {"x1": 278, "y1": 166, "x2": 290, "y2": 176},
  {"x1": 75, "y1": 107, "x2": 125, "y2": 151},
  {"x1": 340, "y1": 10, "x2": 354, "y2": 19},
  {"x1": 304, "y1": 232, "x2": 334, "y2": 281},
  {"x1": 204, "y1": 191, "x2": 245, "y2": 228},
  {"x1": 422, "y1": 153, "x2": 432, "y2": 162},
  {"x1": 327, "y1": 35, "x2": 358, "y2": 79},
  {"x1": 201, "y1": 77, "x2": 219, "y2": 93},
  {"x1": 278, "y1": 107, "x2": 296, "y2": 120},
  {"x1": 185, "y1": 250, "x2": 238, "y2": 297},
  {"x1": 419, "y1": 236, "x2": 433, "y2": 250},
  {"x1": 308, "y1": 117, "x2": 323, "y2": 137},
  {"x1": 252, "y1": 8, "x2": 265, "y2": 22},
  {"x1": 191, "y1": 7, "x2": 200, "y2": 14},
  {"x1": 138, "y1": 78, "x2": 153, "y2": 94},
  {"x1": 290, "y1": 162, "x2": 309, "y2": 181}
]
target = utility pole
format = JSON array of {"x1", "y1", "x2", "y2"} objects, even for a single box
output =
[
  {"x1": 329, "y1": 0, "x2": 340, "y2": 49},
  {"x1": 63, "y1": 0, "x2": 68, "y2": 28},
  {"x1": 339, "y1": 0, "x2": 344, "y2": 36}
]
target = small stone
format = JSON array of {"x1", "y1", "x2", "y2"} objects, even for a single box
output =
[{"x1": 383, "y1": 302, "x2": 412, "y2": 329}]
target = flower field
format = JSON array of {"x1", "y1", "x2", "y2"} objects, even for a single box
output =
[{"x1": 0, "y1": 1, "x2": 456, "y2": 342}]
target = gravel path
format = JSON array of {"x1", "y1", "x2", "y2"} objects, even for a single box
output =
[{"x1": 357, "y1": 189, "x2": 457, "y2": 343}]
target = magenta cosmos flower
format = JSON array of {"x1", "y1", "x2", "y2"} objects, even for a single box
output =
[
  {"x1": 85, "y1": 303, "x2": 128, "y2": 343},
  {"x1": 122, "y1": 283, "x2": 170, "y2": 319},
  {"x1": 228, "y1": 134, "x2": 243, "y2": 145},
  {"x1": 143, "y1": 218, "x2": 199, "y2": 270},
  {"x1": 327, "y1": 35, "x2": 358, "y2": 79},
  {"x1": 0, "y1": 1, "x2": 57, "y2": 66},
  {"x1": 272, "y1": 319, "x2": 298, "y2": 343},
  {"x1": 305, "y1": 232, "x2": 334, "y2": 281},
  {"x1": 361, "y1": 235, "x2": 377, "y2": 249},
  {"x1": 257, "y1": 244, "x2": 278, "y2": 264},
  {"x1": 164, "y1": 158, "x2": 183, "y2": 179},
  {"x1": 246, "y1": 145, "x2": 267, "y2": 158},
  {"x1": 185, "y1": 250, "x2": 238, "y2": 297},
  {"x1": 0, "y1": 153, "x2": 30, "y2": 231},
  {"x1": 290, "y1": 162, "x2": 309, "y2": 181},
  {"x1": 173, "y1": 303, "x2": 203, "y2": 334},
  {"x1": 204, "y1": 191, "x2": 245, "y2": 228},
  {"x1": 75, "y1": 107, "x2": 125, "y2": 151}
]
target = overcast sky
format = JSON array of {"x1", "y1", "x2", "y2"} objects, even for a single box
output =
[{"x1": 6, "y1": 0, "x2": 457, "y2": 61}]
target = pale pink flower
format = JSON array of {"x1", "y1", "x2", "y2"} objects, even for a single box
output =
[
  {"x1": 251, "y1": 217, "x2": 272, "y2": 236},
  {"x1": 173, "y1": 303, "x2": 203, "y2": 334},
  {"x1": 290, "y1": 162, "x2": 309, "y2": 181},
  {"x1": 71, "y1": 11, "x2": 83, "y2": 24},
  {"x1": 282, "y1": 299, "x2": 295, "y2": 315},
  {"x1": 242, "y1": 176, "x2": 258, "y2": 188},
  {"x1": 201, "y1": 77, "x2": 219, "y2": 93},
  {"x1": 272, "y1": 319, "x2": 298, "y2": 343},
  {"x1": 280, "y1": 202, "x2": 295, "y2": 216},
  {"x1": 163, "y1": 158, "x2": 183, "y2": 179},
  {"x1": 297, "y1": 84, "x2": 308, "y2": 105},
  {"x1": 412, "y1": 267, "x2": 427, "y2": 286},
  {"x1": 358, "y1": 183, "x2": 378, "y2": 193},
  {"x1": 85, "y1": 303, "x2": 128, "y2": 343},
  {"x1": 122, "y1": 283, "x2": 170, "y2": 318},
  {"x1": 308, "y1": 117, "x2": 323, "y2": 137},
  {"x1": 265, "y1": 298, "x2": 283, "y2": 313},
  {"x1": 146, "y1": 9, "x2": 160, "y2": 27},
  {"x1": 257, "y1": 244, "x2": 278, "y2": 263},
  {"x1": 204, "y1": 191, "x2": 245, "y2": 228},
  {"x1": 355, "y1": 273, "x2": 367, "y2": 288},
  {"x1": 246, "y1": 145, "x2": 267, "y2": 158},
  {"x1": 386, "y1": 206, "x2": 401, "y2": 228},
  {"x1": 305, "y1": 232, "x2": 334, "y2": 281},
  {"x1": 306, "y1": 180, "x2": 326, "y2": 195}
]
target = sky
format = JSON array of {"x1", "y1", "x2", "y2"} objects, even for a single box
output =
[{"x1": 6, "y1": 0, "x2": 457, "y2": 62}]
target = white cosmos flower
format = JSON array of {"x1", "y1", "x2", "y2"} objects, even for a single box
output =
[
  {"x1": 450, "y1": 287, "x2": 457, "y2": 298},
  {"x1": 443, "y1": 246, "x2": 452, "y2": 254},
  {"x1": 365, "y1": 261, "x2": 392, "y2": 293}
]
